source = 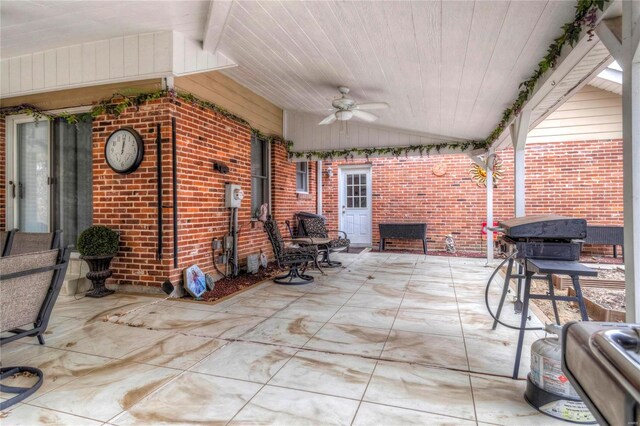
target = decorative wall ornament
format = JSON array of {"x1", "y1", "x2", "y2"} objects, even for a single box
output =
[
  {"x1": 470, "y1": 154, "x2": 504, "y2": 188},
  {"x1": 432, "y1": 163, "x2": 447, "y2": 177}
]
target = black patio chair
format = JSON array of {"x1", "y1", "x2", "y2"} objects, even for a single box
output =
[
  {"x1": 299, "y1": 217, "x2": 350, "y2": 267},
  {"x1": 262, "y1": 219, "x2": 321, "y2": 285},
  {"x1": 0, "y1": 247, "x2": 71, "y2": 410}
]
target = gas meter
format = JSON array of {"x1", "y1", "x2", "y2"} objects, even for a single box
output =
[{"x1": 225, "y1": 184, "x2": 244, "y2": 208}]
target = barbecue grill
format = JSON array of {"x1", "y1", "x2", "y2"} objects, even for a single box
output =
[
  {"x1": 497, "y1": 214, "x2": 586, "y2": 261},
  {"x1": 563, "y1": 322, "x2": 640, "y2": 425},
  {"x1": 487, "y1": 214, "x2": 594, "y2": 379}
]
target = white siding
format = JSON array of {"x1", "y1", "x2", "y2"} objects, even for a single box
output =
[
  {"x1": 0, "y1": 31, "x2": 236, "y2": 98},
  {"x1": 528, "y1": 86, "x2": 622, "y2": 143}
]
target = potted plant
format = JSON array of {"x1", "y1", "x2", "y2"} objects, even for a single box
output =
[{"x1": 77, "y1": 225, "x2": 119, "y2": 298}]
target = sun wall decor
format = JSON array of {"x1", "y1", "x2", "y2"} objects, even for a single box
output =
[{"x1": 470, "y1": 154, "x2": 504, "y2": 188}]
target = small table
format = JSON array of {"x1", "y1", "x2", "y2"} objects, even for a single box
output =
[
  {"x1": 292, "y1": 237, "x2": 332, "y2": 247},
  {"x1": 291, "y1": 237, "x2": 331, "y2": 273}
]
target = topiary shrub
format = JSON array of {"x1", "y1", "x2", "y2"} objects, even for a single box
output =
[{"x1": 77, "y1": 225, "x2": 119, "y2": 257}]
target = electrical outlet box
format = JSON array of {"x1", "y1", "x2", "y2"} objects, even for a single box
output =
[
  {"x1": 212, "y1": 239, "x2": 222, "y2": 250},
  {"x1": 223, "y1": 236, "x2": 234, "y2": 250},
  {"x1": 217, "y1": 254, "x2": 227, "y2": 264},
  {"x1": 225, "y1": 184, "x2": 244, "y2": 208}
]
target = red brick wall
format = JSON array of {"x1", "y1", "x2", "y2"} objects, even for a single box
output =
[
  {"x1": 272, "y1": 148, "x2": 317, "y2": 235},
  {"x1": 322, "y1": 139, "x2": 623, "y2": 255},
  {"x1": 91, "y1": 96, "x2": 314, "y2": 288},
  {"x1": 92, "y1": 98, "x2": 175, "y2": 287}
]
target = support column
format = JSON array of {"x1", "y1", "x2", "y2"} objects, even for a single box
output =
[
  {"x1": 509, "y1": 109, "x2": 531, "y2": 218},
  {"x1": 486, "y1": 150, "x2": 495, "y2": 265},
  {"x1": 600, "y1": 4, "x2": 640, "y2": 321},
  {"x1": 622, "y1": 0, "x2": 640, "y2": 322},
  {"x1": 317, "y1": 160, "x2": 323, "y2": 215}
]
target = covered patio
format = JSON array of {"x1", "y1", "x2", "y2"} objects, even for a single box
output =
[
  {"x1": 1, "y1": 0, "x2": 639, "y2": 424},
  {"x1": 1, "y1": 251, "x2": 557, "y2": 425}
]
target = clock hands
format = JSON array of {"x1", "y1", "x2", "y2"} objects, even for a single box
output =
[{"x1": 121, "y1": 138, "x2": 125, "y2": 155}]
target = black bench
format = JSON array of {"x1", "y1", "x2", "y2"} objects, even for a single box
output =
[
  {"x1": 378, "y1": 223, "x2": 427, "y2": 254},
  {"x1": 584, "y1": 226, "x2": 624, "y2": 258}
]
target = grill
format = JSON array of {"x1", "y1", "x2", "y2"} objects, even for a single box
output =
[
  {"x1": 498, "y1": 214, "x2": 586, "y2": 260},
  {"x1": 562, "y1": 322, "x2": 640, "y2": 425},
  {"x1": 488, "y1": 214, "x2": 596, "y2": 380}
]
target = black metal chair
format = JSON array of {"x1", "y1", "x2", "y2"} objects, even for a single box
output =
[
  {"x1": 0, "y1": 247, "x2": 71, "y2": 409},
  {"x1": 262, "y1": 219, "x2": 321, "y2": 285},
  {"x1": 299, "y1": 217, "x2": 350, "y2": 267}
]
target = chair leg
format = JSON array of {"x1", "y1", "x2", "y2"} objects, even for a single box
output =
[
  {"x1": 273, "y1": 263, "x2": 315, "y2": 285},
  {"x1": 37, "y1": 334, "x2": 45, "y2": 345},
  {"x1": 321, "y1": 248, "x2": 342, "y2": 268}
]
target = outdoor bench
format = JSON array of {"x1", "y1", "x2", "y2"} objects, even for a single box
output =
[
  {"x1": 378, "y1": 223, "x2": 427, "y2": 254},
  {"x1": 583, "y1": 225, "x2": 624, "y2": 258}
]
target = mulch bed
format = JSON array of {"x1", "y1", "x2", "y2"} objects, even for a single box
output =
[{"x1": 200, "y1": 262, "x2": 283, "y2": 302}]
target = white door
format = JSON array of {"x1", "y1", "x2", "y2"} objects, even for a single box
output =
[{"x1": 339, "y1": 167, "x2": 372, "y2": 246}]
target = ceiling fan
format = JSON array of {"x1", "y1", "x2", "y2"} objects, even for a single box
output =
[{"x1": 318, "y1": 86, "x2": 389, "y2": 125}]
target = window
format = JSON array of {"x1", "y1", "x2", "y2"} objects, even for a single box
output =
[
  {"x1": 7, "y1": 114, "x2": 93, "y2": 248},
  {"x1": 296, "y1": 162, "x2": 308, "y2": 193},
  {"x1": 251, "y1": 135, "x2": 269, "y2": 217}
]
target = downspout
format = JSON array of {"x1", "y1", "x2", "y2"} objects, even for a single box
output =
[{"x1": 317, "y1": 160, "x2": 323, "y2": 215}]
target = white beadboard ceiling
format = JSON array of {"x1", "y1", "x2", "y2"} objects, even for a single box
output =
[
  {"x1": 0, "y1": 1, "x2": 210, "y2": 58},
  {"x1": 216, "y1": 0, "x2": 578, "y2": 142},
  {"x1": 2, "y1": 0, "x2": 613, "y2": 146}
]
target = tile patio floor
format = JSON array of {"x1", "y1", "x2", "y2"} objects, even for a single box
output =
[{"x1": 0, "y1": 252, "x2": 565, "y2": 425}]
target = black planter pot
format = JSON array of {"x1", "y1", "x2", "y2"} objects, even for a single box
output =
[{"x1": 82, "y1": 255, "x2": 115, "y2": 298}]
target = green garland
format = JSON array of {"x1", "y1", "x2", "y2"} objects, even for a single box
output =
[
  {"x1": 0, "y1": 0, "x2": 606, "y2": 161},
  {"x1": 0, "y1": 89, "x2": 293, "y2": 150},
  {"x1": 285, "y1": 0, "x2": 608, "y2": 161}
]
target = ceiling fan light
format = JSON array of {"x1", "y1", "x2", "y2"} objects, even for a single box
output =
[{"x1": 335, "y1": 110, "x2": 353, "y2": 121}]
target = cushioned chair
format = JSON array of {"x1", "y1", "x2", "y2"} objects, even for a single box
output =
[
  {"x1": 0, "y1": 247, "x2": 71, "y2": 409},
  {"x1": 263, "y1": 219, "x2": 321, "y2": 285},
  {"x1": 299, "y1": 217, "x2": 350, "y2": 267},
  {"x1": 4, "y1": 230, "x2": 61, "y2": 256},
  {"x1": 0, "y1": 230, "x2": 10, "y2": 257}
]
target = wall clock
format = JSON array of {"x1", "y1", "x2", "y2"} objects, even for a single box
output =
[{"x1": 105, "y1": 128, "x2": 144, "y2": 174}]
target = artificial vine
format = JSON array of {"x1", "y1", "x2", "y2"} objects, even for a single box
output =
[
  {"x1": 0, "y1": 89, "x2": 294, "y2": 151},
  {"x1": 0, "y1": 0, "x2": 607, "y2": 161},
  {"x1": 285, "y1": 0, "x2": 608, "y2": 161}
]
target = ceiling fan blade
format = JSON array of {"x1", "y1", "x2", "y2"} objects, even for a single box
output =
[
  {"x1": 355, "y1": 102, "x2": 389, "y2": 111},
  {"x1": 352, "y1": 110, "x2": 378, "y2": 122},
  {"x1": 318, "y1": 113, "x2": 337, "y2": 125}
]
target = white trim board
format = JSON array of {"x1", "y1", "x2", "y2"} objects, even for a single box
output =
[{"x1": 1, "y1": 31, "x2": 236, "y2": 98}]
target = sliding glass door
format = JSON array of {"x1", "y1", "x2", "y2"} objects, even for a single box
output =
[{"x1": 8, "y1": 115, "x2": 93, "y2": 248}]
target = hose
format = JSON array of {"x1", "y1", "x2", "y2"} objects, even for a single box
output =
[{"x1": 484, "y1": 251, "x2": 543, "y2": 331}]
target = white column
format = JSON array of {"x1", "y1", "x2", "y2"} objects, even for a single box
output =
[
  {"x1": 317, "y1": 160, "x2": 323, "y2": 215},
  {"x1": 622, "y1": 0, "x2": 640, "y2": 322},
  {"x1": 486, "y1": 151, "x2": 494, "y2": 265},
  {"x1": 510, "y1": 109, "x2": 531, "y2": 218}
]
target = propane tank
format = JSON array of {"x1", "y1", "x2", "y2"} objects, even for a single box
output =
[{"x1": 524, "y1": 324, "x2": 596, "y2": 424}]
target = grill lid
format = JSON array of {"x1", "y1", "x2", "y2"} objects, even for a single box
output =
[{"x1": 498, "y1": 215, "x2": 587, "y2": 240}]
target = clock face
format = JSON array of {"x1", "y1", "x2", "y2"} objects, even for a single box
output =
[{"x1": 105, "y1": 128, "x2": 144, "y2": 174}]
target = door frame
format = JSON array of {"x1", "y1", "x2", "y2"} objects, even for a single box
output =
[
  {"x1": 338, "y1": 164, "x2": 373, "y2": 246},
  {"x1": 5, "y1": 106, "x2": 90, "y2": 231}
]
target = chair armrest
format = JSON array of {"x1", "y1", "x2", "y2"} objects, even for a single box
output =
[{"x1": 324, "y1": 229, "x2": 348, "y2": 239}]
